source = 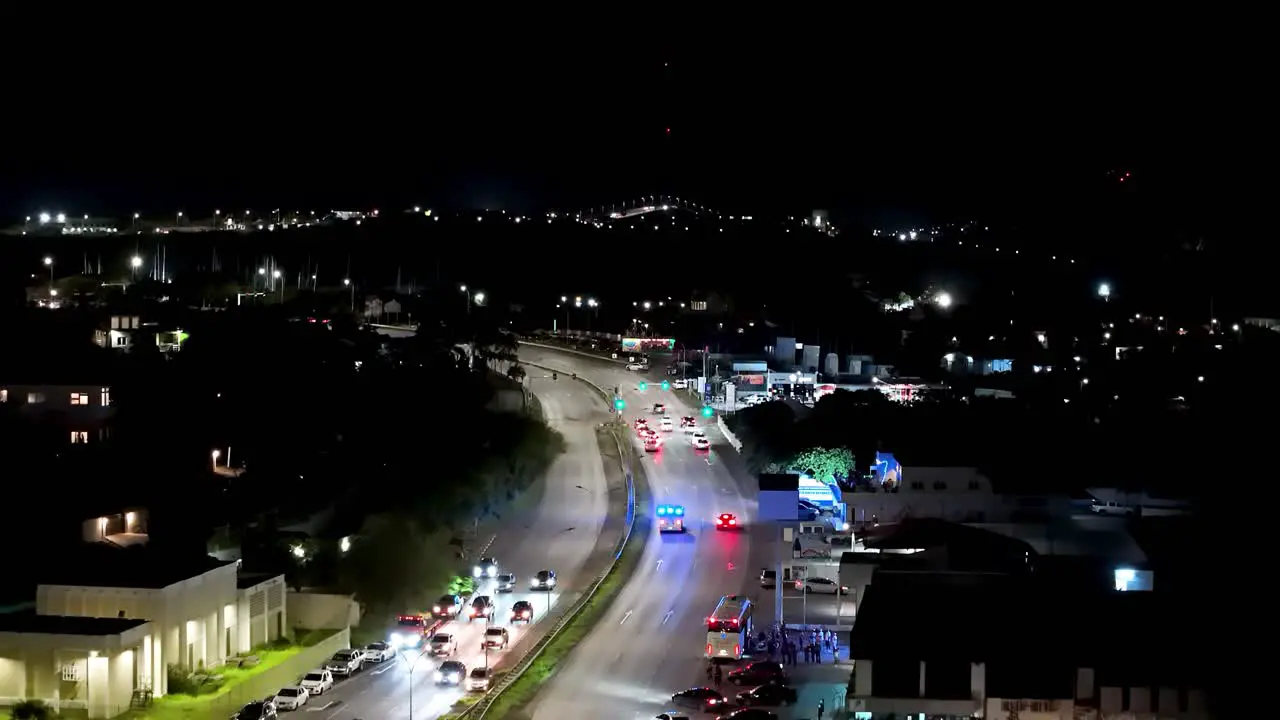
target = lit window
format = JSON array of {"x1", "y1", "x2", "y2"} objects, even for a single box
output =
[
  {"x1": 70, "y1": 393, "x2": 89, "y2": 405},
  {"x1": 71, "y1": 431, "x2": 88, "y2": 444},
  {"x1": 0, "y1": 389, "x2": 7, "y2": 403},
  {"x1": 27, "y1": 392, "x2": 45, "y2": 404},
  {"x1": 101, "y1": 388, "x2": 112, "y2": 406}
]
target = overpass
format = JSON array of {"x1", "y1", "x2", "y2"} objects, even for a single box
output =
[{"x1": 574, "y1": 194, "x2": 720, "y2": 222}]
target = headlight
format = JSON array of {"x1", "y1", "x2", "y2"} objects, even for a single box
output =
[
  {"x1": 548, "y1": 578, "x2": 557, "y2": 586},
  {"x1": 531, "y1": 577, "x2": 540, "y2": 585},
  {"x1": 389, "y1": 633, "x2": 403, "y2": 646},
  {"x1": 448, "y1": 673, "x2": 460, "y2": 682},
  {"x1": 487, "y1": 566, "x2": 498, "y2": 577},
  {"x1": 473, "y1": 566, "x2": 482, "y2": 577},
  {"x1": 405, "y1": 635, "x2": 421, "y2": 648},
  {"x1": 434, "y1": 671, "x2": 444, "y2": 681}
]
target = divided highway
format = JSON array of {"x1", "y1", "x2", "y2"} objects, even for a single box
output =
[
  {"x1": 316, "y1": 372, "x2": 613, "y2": 720},
  {"x1": 517, "y1": 345, "x2": 772, "y2": 719}
]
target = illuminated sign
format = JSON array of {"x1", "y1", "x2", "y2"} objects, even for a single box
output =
[{"x1": 621, "y1": 337, "x2": 675, "y2": 352}]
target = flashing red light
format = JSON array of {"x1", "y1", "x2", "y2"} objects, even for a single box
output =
[
  {"x1": 729, "y1": 519, "x2": 737, "y2": 525},
  {"x1": 731, "y1": 618, "x2": 738, "y2": 625},
  {"x1": 734, "y1": 643, "x2": 740, "y2": 657},
  {"x1": 707, "y1": 616, "x2": 716, "y2": 624},
  {"x1": 706, "y1": 643, "x2": 713, "y2": 655}
]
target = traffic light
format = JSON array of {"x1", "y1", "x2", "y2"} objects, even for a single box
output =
[
  {"x1": 701, "y1": 405, "x2": 714, "y2": 417},
  {"x1": 614, "y1": 397, "x2": 626, "y2": 411},
  {"x1": 661, "y1": 380, "x2": 670, "y2": 391},
  {"x1": 638, "y1": 381, "x2": 647, "y2": 391}
]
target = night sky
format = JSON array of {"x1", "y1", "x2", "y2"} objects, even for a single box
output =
[{"x1": 3, "y1": 29, "x2": 1265, "y2": 257}]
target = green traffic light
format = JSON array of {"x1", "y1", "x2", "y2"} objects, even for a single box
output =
[
  {"x1": 614, "y1": 398, "x2": 626, "y2": 410},
  {"x1": 661, "y1": 380, "x2": 670, "y2": 391},
  {"x1": 701, "y1": 406, "x2": 714, "y2": 417},
  {"x1": 638, "y1": 382, "x2": 647, "y2": 391}
]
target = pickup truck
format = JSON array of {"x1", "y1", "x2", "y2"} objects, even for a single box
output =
[{"x1": 324, "y1": 649, "x2": 363, "y2": 677}]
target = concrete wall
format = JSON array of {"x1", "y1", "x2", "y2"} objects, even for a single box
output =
[
  {"x1": 287, "y1": 591, "x2": 361, "y2": 631},
  {"x1": 237, "y1": 576, "x2": 288, "y2": 652}
]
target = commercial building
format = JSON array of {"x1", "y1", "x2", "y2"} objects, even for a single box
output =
[
  {"x1": 846, "y1": 573, "x2": 1210, "y2": 719},
  {"x1": 0, "y1": 542, "x2": 285, "y2": 718}
]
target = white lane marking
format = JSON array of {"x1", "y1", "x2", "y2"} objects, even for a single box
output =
[
  {"x1": 620, "y1": 610, "x2": 633, "y2": 625},
  {"x1": 308, "y1": 700, "x2": 336, "y2": 711},
  {"x1": 372, "y1": 662, "x2": 397, "y2": 676},
  {"x1": 662, "y1": 610, "x2": 674, "y2": 625},
  {"x1": 656, "y1": 559, "x2": 663, "y2": 570}
]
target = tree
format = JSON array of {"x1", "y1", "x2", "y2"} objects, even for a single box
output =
[
  {"x1": 337, "y1": 514, "x2": 454, "y2": 615},
  {"x1": 787, "y1": 447, "x2": 856, "y2": 485},
  {"x1": 506, "y1": 364, "x2": 527, "y2": 383}
]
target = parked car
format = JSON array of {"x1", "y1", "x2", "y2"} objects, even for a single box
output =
[
  {"x1": 273, "y1": 687, "x2": 309, "y2": 710},
  {"x1": 233, "y1": 701, "x2": 277, "y2": 719},
  {"x1": 324, "y1": 649, "x2": 363, "y2": 676},
  {"x1": 298, "y1": 669, "x2": 333, "y2": 695},
  {"x1": 363, "y1": 642, "x2": 395, "y2": 662}
]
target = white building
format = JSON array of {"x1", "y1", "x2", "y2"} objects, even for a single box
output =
[
  {"x1": 846, "y1": 574, "x2": 1209, "y2": 720},
  {"x1": 93, "y1": 315, "x2": 141, "y2": 351},
  {"x1": 0, "y1": 544, "x2": 285, "y2": 718}
]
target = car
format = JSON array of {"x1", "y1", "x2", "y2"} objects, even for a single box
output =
[
  {"x1": 511, "y1": 600, "x2": 535, "y2": 622},
  {"x1": 644, "y1": 437, "x2": 662, "y2": 452},
  {"x1": 469, "y1": 595, "x2": 495, "y2": 620},
  {"x1": 659, "y1": 417, "x2": 674, "y2": 432},
  {"x1": 657, "y1": 714, "x2": 692, "y2": 720},
  {"x1": 652, "y1": 403, "x2": 667, "y2": 414},
  {"x1": 433, "y1": 594, "x2": 466, "y2": 619},
  {"x1": 429, "y1": 632, "x2": 458, "y2": 656},
  {"x1": 324, "y1": 649, "x2": 363, "y2": 676},
  {"x1": 634, "y1": 418, "x2": 649, "y2": 428},
  {"x1": 474, "y1": 557, "x2": 499, "y2": 578},
  {"x1": 298, "y1": 669, "x2": 332, "y2": 695},
  {"x1": 673, "y1": 379, "x2": 688, "y2": 389},
  {"x1": 638, "y1": 426, "x2": 657, "y2": 439},
  {"x1": 495, "y1": 572, "x2": 516, "y2": 593},
  {"x1": 797, "y1": 576, "x2": 848, "y2": 595},
  {"x1": 273, "y1": 686, "x2": 309, "y2": 711},
  {"x1": 531, "y1": 570, "x2": 557, "y2": 590},
  {"x1": 626, "y1": 362, "x2": 647, "y2": 371},
  {"x1": 715, "y1": 709, "x2": 779, "y2": 720},
  {"x1": 680, "y1": 415, "x2": 697, "y2": 428},
  {"x1": 435, "y1": 660, "x2": 467, "y2": 686},
  {"x1": 715, "y1": 513, "x2": 739, "y2": 530},
  {"x1": 233, "y1": 701, "x2": 277, "y2": 719},
  {"x1": 736, "y1": 684, "x2": 798, "y2": 706},
  {"x1": 363, "y1": 642, "x2": 395, "y2": 662},
  {"x1": 758, "y1": 569, "x2": 776, "y2": 588},
  {"x1": 467, "y1": 666, "x2": 494, "y2": 691},
  {"x1": 727, "y1": 661, "x2": 787, "y2": 686},
  {"x1": 693, "y1": 435, "x2": 711, "y2": 451},
  {"x1": 670, "y1": 687, "x2": 729, "y2": 712},
  {"x1": 482, "y1": 627, "x2": 510, "y2": 649}
]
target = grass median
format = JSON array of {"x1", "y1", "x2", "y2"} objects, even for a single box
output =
[{"x1": 465, "y1": 426, "x2": 651, "y2": 720}]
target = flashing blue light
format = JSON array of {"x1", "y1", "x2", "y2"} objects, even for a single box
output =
[
  {"x1": 657, "y1": 506, "x2": 667, "y2": 515},
  {"x1": 675, "y1": 506, "x2": 684, "y2": 516}
]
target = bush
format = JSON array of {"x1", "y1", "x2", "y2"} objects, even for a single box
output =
[{"x1": 9, "y1": 700, "x2": 58, "y2": 719}]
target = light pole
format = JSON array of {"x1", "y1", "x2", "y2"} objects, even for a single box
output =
[
  {"x1": 130, "y1": 255, "x2": 142, "y2": 280},
  {"x1": 211, "y1": 449, "x2": 221, "y2": 471},
  {"x1": 461, "y1": 284, "x2": 470, "y2": 315},
  {"x1": 343, "y1": 278, "x2": 354, "y2": 313},
  {"x1": 406, "y1": 647, "x2": 432, "y2": 720},
  {"x1": 273, "y1": 269, "x2": 283, "y2": 302},
  {"x1": 42, "y1": 256, "x2": 54, "y2": 295}
]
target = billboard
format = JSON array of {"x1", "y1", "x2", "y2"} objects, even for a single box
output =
[{"x1": 621, "y1": 337, "x2": 676, "y2": 352}]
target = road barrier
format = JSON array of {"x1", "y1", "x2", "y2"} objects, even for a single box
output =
[
  {"x1": 448, "y1": 360, "x2": 639, "y2": 719},
  {"x1": 518, "y1": 340, "x2": 627, "y2": 365},
  {"x1": 718, "y1": 414, "x2": 743, "y2": 452}
]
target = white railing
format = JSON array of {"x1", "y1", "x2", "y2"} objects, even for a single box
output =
[
  {"x1": 452, "y1": 360, "x2": 639, "y2": 719},
  {"x1": 718, "y1": 414, "x2": 742, "y2": 452}
]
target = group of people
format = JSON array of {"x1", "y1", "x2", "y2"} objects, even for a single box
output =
[{"x1": 755, "y1": 623, "x2": 841, "y2": 665}]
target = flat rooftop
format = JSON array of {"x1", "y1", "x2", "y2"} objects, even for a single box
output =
[
  {"x1": 40, "y1": 544, "x2": 233, "y2": 589},
  {"x1": 0, "y1": 611, "x2": 148, "y2": 637}
]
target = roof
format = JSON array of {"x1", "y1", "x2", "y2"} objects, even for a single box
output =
[
  {"x1": 862, "y1": 518, "x2": 1035, "y2": 570},
  {"x1": 39, "y1": 544, "x2": 233, "y2": 589},
  {"x1": 237, "y1": 572, "x2": 282, "y2": 590},
  {"x1": 0, "y1": 611, "x2": 148, "y2": 637},
  {"x1": 849, "y1": 573, "x2": 1200, "y2": 683}
]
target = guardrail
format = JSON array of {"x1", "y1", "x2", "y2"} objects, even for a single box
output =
[
  {"x1": 717, "y1": 414, "x2": 743, "y2": 452},
  {"x1": 518, "y1": 340, "x2": 627, "y2": 365},
  {"x1": 452, "y1": 360, "x2": 637, "y2": 719}
]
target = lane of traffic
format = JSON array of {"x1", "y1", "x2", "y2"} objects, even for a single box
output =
[
  {"x1": 316, "y1": 374, "x2": 612, "y2": 720},
  {"x1": 517, "y1": 348, "x2": 762, "y2": 719}
]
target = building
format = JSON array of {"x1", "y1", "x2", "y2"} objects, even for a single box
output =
[
  {"x1": 0, "y1": 382, "x2": 114, "y2": 444},
  {"x1": 93, "y1": 315, "x2": 141, "y2": 351},
  {"x1": 0, "y1": 543, "x2": 285, "y2": 718},
  {"x1": 846, "y1": 573, "x2": 1210, "y2": 720}
]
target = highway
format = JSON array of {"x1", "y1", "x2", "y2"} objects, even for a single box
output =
[
  {"x1": 316, "y1": 371, "x2": 614, "y2": 720},
  {"x1": 517, "y1": 346, "x2": 769, "y2": 719}
]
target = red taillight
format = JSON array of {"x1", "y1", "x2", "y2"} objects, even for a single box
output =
[
  {"x1": 706, "y1": 643, "x2": 713, "y2": 655},
  {"x1": 734, "y1": 643, "x2": 741, "y2": 656},
  {"x1": 731, "y1": 618, "x2": 738, "y2": 625},
  {"x1": 708, "y1": 617, "x2": 715, "y2": 624}
]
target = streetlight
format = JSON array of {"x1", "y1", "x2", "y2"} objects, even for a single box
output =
[
  {"x1": 407, "y1": 647, "x2": 434, "y2": 720},
  {"x1": 272, "y1": 269, "x2": 282, "y2": 300},
  {"x1": 211, "y1": 449, "x2": 221, "y2": 471},
  {"x1": 42, "y1": 256, "x2": 54, "y2": 294},
  {"x1": 474, "y1": 292, "x2": 486, "y2": 305},
  {"x1": 935, "y1": 292, "x2": 952, "y2": 309},
  {"x1": 343, "y1": 278, "x2": 354, "y2": 312},
  {"x1": 1098, "y1": 282, "x2": 1111, "y2": 301},
  {"x1": 130, "y1": 255, "x2": 142, "y2": 279}
]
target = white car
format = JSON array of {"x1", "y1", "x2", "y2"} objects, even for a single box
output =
[
  {"x1": 690, "y1": 430, "x2": 708, "y2": 447},
  {"x1": 692, "y1": 435, "x2": 710, "y2": 451},
  {"x1": 298, "y1": 669, "x2": 333, "y2": 695},
  {"x1": 626, "y1": 362, "x2": 647, "y2": 371},
  {"x1": 324, "y1": 649, "x2": 363, "y2": 676},
  {"x1": 273, "y1": 686, "x2": 309, "y2": 710},
  {"x1": 659, "y1": 417, "x2": 674, "y2": 432},
  {"x1": 467, "y1": 667, "x2": 494, "y2": 691},
  {"x1": 363, "y1": 642, "x2": 395, "y2": 662},
  {"x1": 673, "y1": 379, "x2": 688, "y2": 389},
  {"x1": 430, "y1": 632, "x2": 458, "y2": 656},
  {"x1": 797, "y1": 576, "x2": 849, "y2": 595}
]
